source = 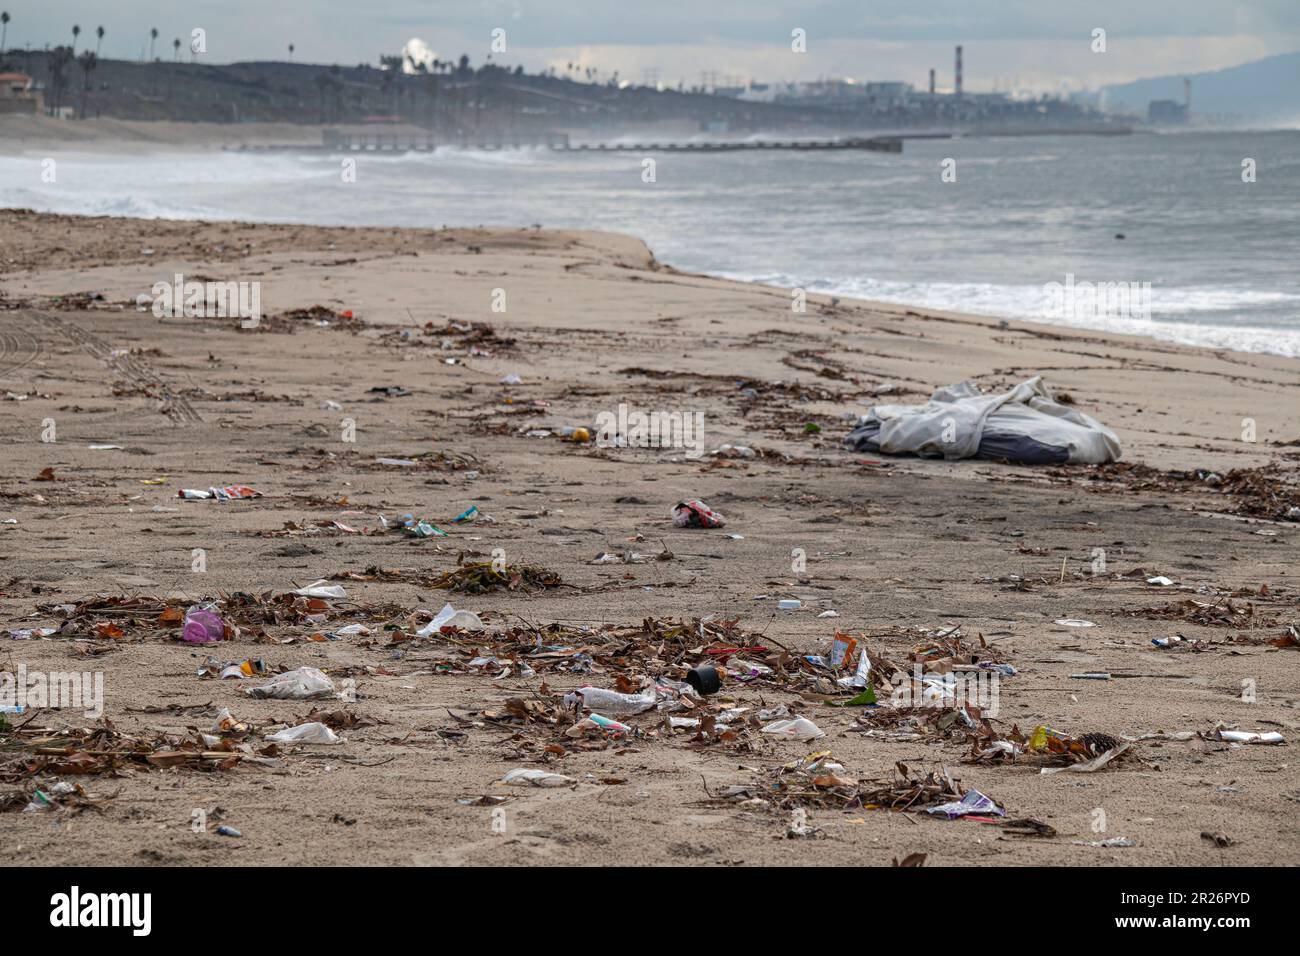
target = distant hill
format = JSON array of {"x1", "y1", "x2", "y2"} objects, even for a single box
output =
[{"x1": 1100, "y1": 51, "x2": 1300, "y2": 121}]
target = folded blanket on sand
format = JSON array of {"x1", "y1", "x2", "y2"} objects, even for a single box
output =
[{"x1": 844, "y1": 376, "x2": 1121, "y2": 465}]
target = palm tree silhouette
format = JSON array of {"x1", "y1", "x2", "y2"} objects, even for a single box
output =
[
  {"x1": 1, "y1": 12, "x2": 10, "y2": 57},
  {"x1": 172, "y1": 37, "x2": 180, "y2": 61},
  {"x1": 149, "y1": 27, "x2": 157, "y2": 60},
  {"x1": 288, "y1": 43, "x2": 294, "y2": 61},
  {"x1": 95, "y1": 25, "x2": 103, "y2": 56},
  {"x1": 71, "y1": 23, "x2": 80, "y2": 53}
]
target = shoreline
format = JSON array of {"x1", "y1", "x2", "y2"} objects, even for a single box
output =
[{"x1": 1, "y1": 206, "x2": 1297, "y2": 366}]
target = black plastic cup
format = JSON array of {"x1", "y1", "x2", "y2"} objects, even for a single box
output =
[{"x1": 686, "y1": 664, "x2": 721, "y2": 695}]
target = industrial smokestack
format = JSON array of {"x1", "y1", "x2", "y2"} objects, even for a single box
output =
[
  {"x1": 929, "y1": 68, "x2": 935, "y2": 95},
  {"x1": 955, "y1": 45, "x2": 963, "y2": 98}
]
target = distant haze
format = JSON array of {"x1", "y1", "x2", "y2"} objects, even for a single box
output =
[{"x1": 2, "y1": 0, "x2": 1298, "y2": 94}]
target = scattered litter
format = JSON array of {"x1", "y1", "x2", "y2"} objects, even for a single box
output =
[
  {"x1": 500, "y1": 768, "x2": 575, "y2": 787},
  {"x1": 1055, "y1": 619, "x2": 1097, "y2": 628},
  {"x1": 1074, "y1": 836, "x2": 1136, "y2": 848},
  {"x1": 246, "y1": 667, "x2": 337, "y2": 700},
  {"x1": 817, "y1": 610, "x2": 839, "y2": 618},
  {"x1": 266, "y1": 722, "x2": 342, "y2": 745},
  {"x1": 178, "y1": 485, "x2": 262, "y2": 501},
  {"x1": 564, "y1": 685, "x2": 657, "y2": 716},
  {"x1": 1040, "y1": 742, "x2": 1133, "y2": 775},
  {"x1": 1212, "y1": 729, "x2": 1285, "y2": 745},
  {"x1": 215, "y1": 825, "x2": 242, "y2": 838},
  {"x1": 672, "y1": 499, "x2": 726, "y2": 529},
  {"x1": 778, "y1": 599, "x2": 802, "y2": 611},
  {"x1": 293, "y1": 580, "x2": 347, "y2": 600},
  {"x1": 926, "y1": 789, "x2": 1004, "y2": 819},
  {"x1": 181, "y1": 605, "x2": 227, "y2": 644},
  {"x1": 761, "y1": 717, "x2": 826, "y2": 741},
  {"x1": 415, "y1": 603, "x2": 484, "y2": 636}
]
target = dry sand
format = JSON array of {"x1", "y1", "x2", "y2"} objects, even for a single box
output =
[{"x1": 1, "y1": 208, "x2": 1297, "y2": 866}]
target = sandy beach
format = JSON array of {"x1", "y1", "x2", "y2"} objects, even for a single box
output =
[{"x1": 1, "y1": 206, "x2": 1297, "y2": 867}]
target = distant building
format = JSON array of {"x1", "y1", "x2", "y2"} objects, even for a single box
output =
[
  {"x1": 1147, "y1": 99, "x2": 1186, "y2": 124},
  {"x1": 0, "y1": 72, "x2": 43, "y2": 114}
]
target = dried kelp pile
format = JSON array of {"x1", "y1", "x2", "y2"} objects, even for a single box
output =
[{"x1": 1048, "y1": 462, "x2": 1300, "y2": 522}]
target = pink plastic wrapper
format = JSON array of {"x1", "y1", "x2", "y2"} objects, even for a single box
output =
[
  {"x1": 672, "y1": 499, "x2": 726, "y2": 529},
  {"x1": 182, "y1": 608, "x2": 226, "y2": 644}
]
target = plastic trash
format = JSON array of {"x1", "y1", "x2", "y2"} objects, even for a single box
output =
[
  {"x1": 266, "y1": 722, "x2": 342, "y2": 744},
  {"x1": 1054, "y1": 618, "x2": 1097, "y2": 627},
  {"x1": 181, "y1": 605, "x2": 226, "y2": 644},
  {"x1": 778, "y1": 599, "x2": 802, "y2": 611},
  {"x1": 564, "y1": 685, "x2": 657, "y2": 716},
  {"x1": 686, "y1": 664, "x2": 721, "y2": 695},
  {"x1": 672, "y1": 499, "x2": 726, "y2": 529},
  {"x1": 565, "y1": 714, "x2": 632, "y2": 737},
  {"x1": 926, "y1": 789, "x2": 1004, "y2": 819},
  {"x1": 178, "y1": 485, "x2": 262, "y2": 500},
  {"x1": 1216, "y1": 730, "x2": 1285, "y2": 745},
  {"x1": 215, "y1": 825, "x2": 242, "y2": 837},
  {"x1": 761, "y1": 717, "x2": 826, "y2": 741},
  {"x1": 416, "y1": 602, "x2": 484, "y2": 636},
  {"x1": 246, "y1": 667, "x2": 336, "y2": 700},
  {"x1": 293, "y1": 580, "x2": 347, "y2": 600},
  {"x1": 500, "y1": 768, "x2": 575, "y2": 787}
]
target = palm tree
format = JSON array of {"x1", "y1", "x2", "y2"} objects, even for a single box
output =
[
  {"x1": 77, "y1": 49, "x2": 96, "y2": 118},
  {"x1": 95, "y1": 25, "x2": 103, "y2": 56},
  {"x1": 172, "y1": 37, "x2": 180, "y2": 61},
  {"x1": 1, "y1": 12, "x2": 10, "y2": 56},
  {"x1": 287, "y1": 43, "x2": 294, "y2": 61},
  {"x1": 71, "y1": 24, "x2": 80, "y2": 54},
  {"x1": 149, "y1": 27, "x2": 157, "y2": 60}
]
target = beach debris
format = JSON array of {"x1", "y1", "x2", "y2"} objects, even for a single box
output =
[
  {"x1": 1055, "y1": 619, "x2": 1097, "y2": 628},
  {"x1": 672, "y1": 499, "x2": 726, "y2": 529},
  {"x1": 178, "y1": 485, "x2": 262, "y2": 501},
  {"x1": 500, "y1": 768, "x2": 575, "y2": 788},
  {"x1": 367, "y1": 385, "x2": 410, "y2": 397},
  {"x1": 215, "y1": 825, "x2": 243, "y2": 838},
  {"x1": 246, "y1": 667, "x2": 337, "y2": 700},
  {"x1": 686, "y1": 664, "x2": 721, "y2": 695},
  {"x1": 761, "y1": 717, "x2": 826, "y2": 741},
  {"x1": 844, "y1": 376, "x2": 1120, "y2": 464},
  {"x1": 1040, "y1": 742, "x2": 1133, "y2": 775},
  {"x1": 181, "y1": 605, "x2": 227, "y2": 644},
  {"x1": 1208, "y1": 728, "x2": 1285, "y2": 745},
  {"x1": 500, "y1": 373, "x2": 523, "y2": 385},
  {"x1": 426, "y1": 560, "x2": 561, "y2": 594},
  {"x1": 195, "y1": 658, "x2": 269, "y2": 681},
  {"x1": 380, "y1": 512, "x2": 448, "y2": 537},
  {"x1": 292, "y1": 580, "x2": 347, "y2": 600},
  {"x1": 1123, "y1": 598, "x2": 1274, "y2": 628},
  {"x1": 778, "y1": 599, "x2": 802, "y2": 611},
  {"x1": 564, "y1": 685, "x2": 657, "y2": 716},
  {"x1": 416, "y1": 603, "x2": 485, "y2": 636},
  {"x1": 1070, "y1": 672, "x2": 1111, "y2": 680},
  {"x1": 1074, "y1": 836, "x2": 1136, "y2": 848},
  {"x1": 926, "y1": 788, "x2": 1004, "y2": 819},
  {"x1": 266, "y1": 722, "x2": 342, "y2": 745},
  {"x1": 1201, "y1": 831, "x2": 1235, "y2": 848},
  {"x1": 565, "y1": 714, "x2": 632, "y2": 738}
]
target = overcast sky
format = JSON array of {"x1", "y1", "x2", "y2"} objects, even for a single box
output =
[{"x1": 5, "y1": 1, "x2": 1298, "y2": 92}]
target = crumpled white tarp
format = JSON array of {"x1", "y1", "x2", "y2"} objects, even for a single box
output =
[{"x1": 847, "y1": 376, "x2": 1121, "y2": 464}]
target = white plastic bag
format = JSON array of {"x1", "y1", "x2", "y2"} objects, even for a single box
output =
[{"x1": 246, "y1": 666, "x2": 336, "y2": 700}]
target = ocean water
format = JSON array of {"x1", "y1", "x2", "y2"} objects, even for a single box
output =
[{"x1": 2, "y1": 129, "x2": 1298, "y2": 357}]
